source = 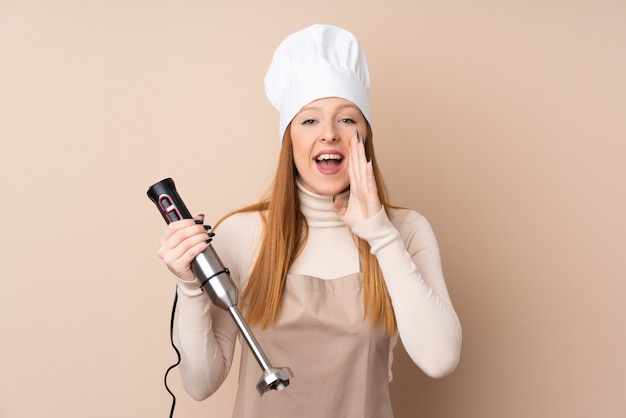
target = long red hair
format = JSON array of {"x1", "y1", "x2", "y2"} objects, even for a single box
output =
[{"x1": 217, "y1": 124, "x2": 397, "y2": 335}]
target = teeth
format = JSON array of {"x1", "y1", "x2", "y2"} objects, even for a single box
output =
[{"x1": 316, "y1": 154, "x2": 342, "y2": 161}]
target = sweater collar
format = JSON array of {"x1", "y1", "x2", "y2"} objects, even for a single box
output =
[{"x1": 297, "y1": 180, "x2": 349, "y2": 228}]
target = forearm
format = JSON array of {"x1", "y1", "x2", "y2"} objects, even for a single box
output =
[
  {"x1": 175, "y1": 279, "x2": 238, "y2": 400},
  {"x1": 352, "y1": 209, "x2": 462, "y2": 378},
  {"x1": 386, "y1": 270, "x2": 462, "y2": 378}
]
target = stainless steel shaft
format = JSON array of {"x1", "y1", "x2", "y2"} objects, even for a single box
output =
[{"x1": 191, "y1": 246, "x2": 293, "y2": 395}]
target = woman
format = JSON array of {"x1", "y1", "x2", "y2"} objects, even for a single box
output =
[{"x1": 158, "y1": 24, "x2": 461, "y2": 417}]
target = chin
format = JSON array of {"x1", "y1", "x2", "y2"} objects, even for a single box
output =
[
  {"x1": 298, "y1": 175, "x2": 349, "y2": 196},
  {"x1": 319, "y1": 183, "x2": 349, "y2": 197}
]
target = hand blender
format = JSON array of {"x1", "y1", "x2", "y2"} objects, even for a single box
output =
[{"x1": 147, "y1": 177, "x2": 293, "y2": 395}]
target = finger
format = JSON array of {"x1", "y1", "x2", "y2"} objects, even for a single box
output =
[
  {"x1": 159, "y1": 230, "x2": 211, "y2": 272},
  {"x1": 166, "y1": 237, "x2": 210, "y2": 273},
  {"x1": 365, "y1": 156, "x2": 377, "y2": 191},
  {"x1": 159, "y1": 220, "x2": 207, "y2": 257},
  {"x1": 356, "y1": 136, "x2": 369, "y2": 177},
  {"x1": 346, "y1": 136, "x2": 358, "y2": 188},
  {"x1": 349, "y1": 136, "x2": 365, "y2": 185},
  {"x1": 159, "y1": 219, "x2": 193, "y2": 247},
  {"x1": 159, "y1": 218, "x2": 197, "y2": 246},
  {"x1": 164, "y1": 213, "x2": 204, "y2": 235}
]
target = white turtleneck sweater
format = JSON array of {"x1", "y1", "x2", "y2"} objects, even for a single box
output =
[{"x1": 174, "y1": 183, "x2": 462, "y2": 401}]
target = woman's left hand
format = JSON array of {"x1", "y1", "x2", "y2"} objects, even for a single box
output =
[{"x1": 333, "y1": 133, "x2": 382, "y2": 228}]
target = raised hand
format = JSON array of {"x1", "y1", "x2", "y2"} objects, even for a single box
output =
[{"x1": 333, "y1": 131, "x2": 382, "y2": 228}]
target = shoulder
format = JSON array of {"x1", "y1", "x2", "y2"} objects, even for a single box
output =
[
  {"x1": 214, "y1": 210, "x2": 265, "y2": 252},
  {"x1": 211, "y1": 210, "x2": 265, "y2": 279},
  {"x1": 216, "y1": 210, "x2": 264, "y2": 235}
]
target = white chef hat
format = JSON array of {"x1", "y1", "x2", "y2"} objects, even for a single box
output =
[{"x1": 264, "y1": 24, "x2": 372, "y2": 142}]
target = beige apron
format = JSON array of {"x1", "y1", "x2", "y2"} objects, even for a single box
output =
[{"x1": 232, "y1": 273, "x2": 394, "y2": 418}]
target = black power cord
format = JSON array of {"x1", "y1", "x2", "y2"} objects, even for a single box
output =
[{"x1": 164, "y1": 287, "x2": 181, "y2": 418}]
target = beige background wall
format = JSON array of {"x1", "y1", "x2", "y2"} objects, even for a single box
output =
[{"x1": 1, "y1": 1, "x2": 625, "y2": 417}]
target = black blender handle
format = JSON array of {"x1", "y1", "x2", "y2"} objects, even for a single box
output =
[{"x1": 147, "y1": 178, "x2": 193, "y2": 224}]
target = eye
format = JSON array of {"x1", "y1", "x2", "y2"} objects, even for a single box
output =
[
  {"x1": 301, "y1": 119, "x2": 316, "y2": 125},
  {"x1": 339, "y1": 118, "x2": 357, "y2": 124}
]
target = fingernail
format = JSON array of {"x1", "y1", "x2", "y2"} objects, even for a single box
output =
[
  {"x1": 203, "y1": 225, "x2": 212, "y2": 230},
  {"x1": 355, "y1": 128, "x2": 359, "y2": 138},
  {"x1": 205, "y1": 239, "x2": 212, "y2": 244},
  {"x1": 207, "y1": 232, "x2": 215, "y2": 238},
  {"x1": 368, "y1": 156, "x2": 373, "y2": 163},
  {"x1": 359, "y1": 136, "x2": 364, "y2": 144},
  {"x1": 194, "y1": 219, "x2": 203, "y2": 225}
]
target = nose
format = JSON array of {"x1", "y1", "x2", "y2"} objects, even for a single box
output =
[{"x1": 320, "y1": 121, "x2": 338, "y2": 142}]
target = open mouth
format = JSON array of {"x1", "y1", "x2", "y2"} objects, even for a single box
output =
[{"x1": 315, "y1": 153, "x2": 343, "y2": 169}]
